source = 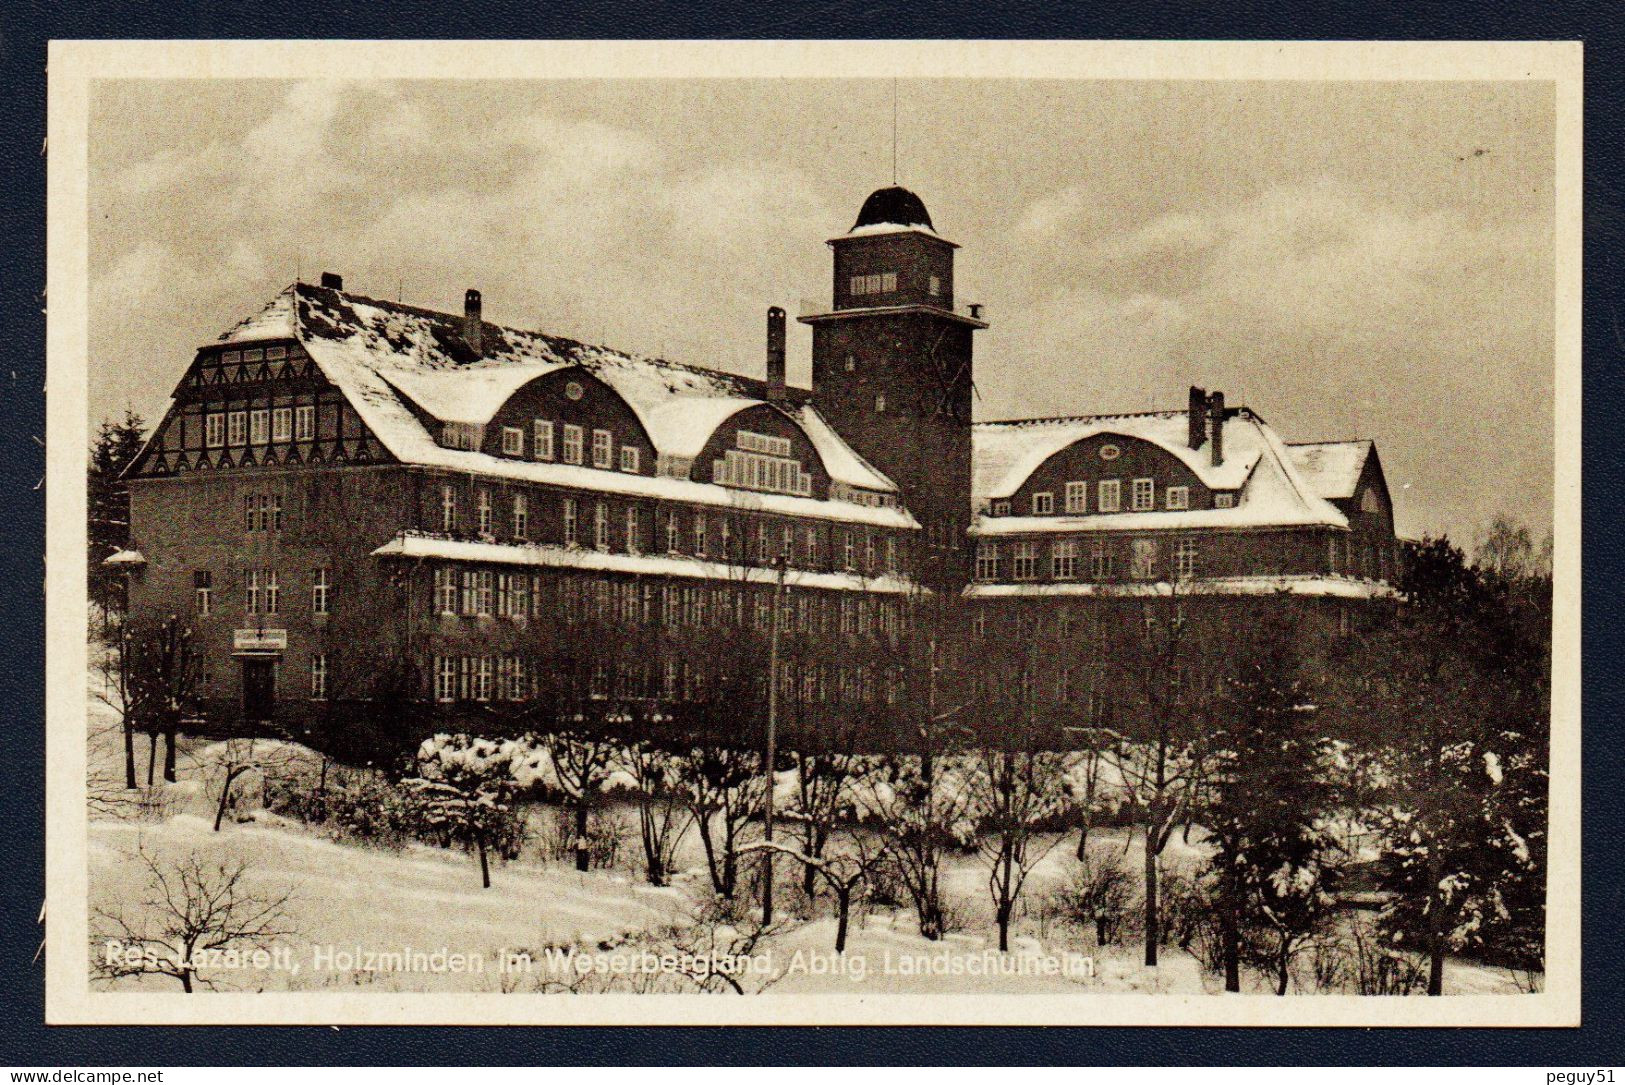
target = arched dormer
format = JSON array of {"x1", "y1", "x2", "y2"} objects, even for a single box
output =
[
  {"x1": 689, "y1": 403, "x2": 832, "y2": 500},
  {"x1": 481, "y1": 367, "x2": 656, "y2": 474},
  {"x1": 1003, "y1": 432, "x2": 1211, "y2": 516}
]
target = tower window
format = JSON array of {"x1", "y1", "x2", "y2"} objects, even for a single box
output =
[
  {"x1": 929, "y1": 275, "x2": 941, "y2": 296},
  {"x1": 848, "y1": 272, "x2": 898, "y2": 296}
]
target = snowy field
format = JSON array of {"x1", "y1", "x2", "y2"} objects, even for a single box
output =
[{"x1": 83, "y1": 677, "x2": 1532, "y2": 997}]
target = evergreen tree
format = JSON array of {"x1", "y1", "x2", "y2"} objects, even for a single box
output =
[
  {"x1": 1204, "y1": 608, "x2": 1340, "y2": 994},
  {"x1": 88, "y1": 411, "x2": 147, "y2": 620}
]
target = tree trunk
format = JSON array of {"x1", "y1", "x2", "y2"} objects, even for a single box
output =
[
  {"x1": 162, "y1": 725, "x2": 177, "y2": 783},
  {"x1": 1222, "y1": 907, "x2": 1241, "y2": 993},
  {"x1": 180, "y1": 969, "x2": 193, "y2": 993},
  {"x1": 146, "y1": 732, "x2": 158, "y2": 786},
  {"x1": 478, "y1": 836, "x2": 491, "y2": 889},
  {"x1": 1143, "y1": 833, "x2": 1160, "y2": 967},
  {"x1": 834, "y1": 885, "x2": 851, "y2": 953},
  {"x1": 1276, "y1": 954, "x2": 1290, "y2": 996},
  {"x1": 1429, "y1": 944, "x2": 1445, "y2": 996},
  {"x1": 696, "y1": 816, "x2": 725, "y2": 896},
  {"x1": 996, "y1": 902, "x2": 1012, "y2": 952},
  {"x1": 574, "y1": 801, "x2": 590, "y2": 872},
  {"x1": 1095, "y1": 915, "x2": 1109, "y2": 947},
  {"x1": 1076, "y1": 824, "x2": 1091, "y2": 862},
  {"x1": 123, "y1": 718, "x2": 137, "y2": 790},
  {"x1": 213, "y1": 766, "x2": 247, "y2": 832}
]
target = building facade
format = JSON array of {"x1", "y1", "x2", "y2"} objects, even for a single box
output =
[{"x1": 115, "y1": 185, "x2": 1398, "y2": 748}]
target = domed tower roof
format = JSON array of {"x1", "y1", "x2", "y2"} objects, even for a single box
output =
[{"x1": 852, "y1": 185, "x2": 934, "y2": 231}]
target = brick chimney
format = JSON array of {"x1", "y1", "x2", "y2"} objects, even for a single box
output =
[
  {"x1": 766, "y1": 306, "x2": 787, "y2": 401},
  {"x1": 320, "y1": 271, "x2": 343, "y2": 290},
  {"x1": 1207, "y1": 390, "x2": 1226, "y2": 467},
  {"x1": 463, "y1": 289, "x2": 483, "y2": 358},
  {"x1": 1188, "y1": 385, "x2": 1206, "y2": 449}
]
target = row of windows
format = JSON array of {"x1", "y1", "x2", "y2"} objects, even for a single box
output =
[
  {"x1": 431, "y1": 566, "x2": 903, "y2": 636},
  {"x1": 205, "y1": 406, "x2": 317, "y2": 448},
  {"x1": 495, "y1": 419, "x2": 640, "y2": 473},
  {"x1": 975, "y1": 537, "x2": 1200, "y2": 582},
  {"x1": 431, "y1": 652, "x2": 900, "y2": 706},
  {"x1": 195, "y1": 566, "x2": 329, "y2": 616},
  {"x1": 216, "y1": 346, "x2": 291, "y2": 365},
  {"x1": 436, "y1": 484, "x2": 898, "y2": 573},
  {"x1": 994, "y1": 479, "x2": 1221, "y2": 517}
]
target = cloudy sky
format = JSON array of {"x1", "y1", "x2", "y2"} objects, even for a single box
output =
[{"x1": 88, "y1": 77, "x2": 1554, "y2": 543}]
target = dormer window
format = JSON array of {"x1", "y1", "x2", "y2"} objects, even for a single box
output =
[
  {"x1": 562, "y1": 424, "x2": 584, "y2": 465},
  {"x1": 501, "y1": 427, "x2": 524, "y2": 456},
  {"x1": 992, "y1": 499, "x2": 1011, "y2": 517},
  {"x1": 1032, "y1": 492, "x2": 1054, "y2": 516},
  {"x1": 1166, "y1": 486, "x2": 1189, "y2": 510},
  {"x1": 1132, "y1": 478, "x2": 1155, "y2": 511},
  {"x1": 1214, "y1": 493, "x2": 1236, "y2": 509},
  {"x1": 714, "y1": 430, "x2": 812, "y2": 497}
]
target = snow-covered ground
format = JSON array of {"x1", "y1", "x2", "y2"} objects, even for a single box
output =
[{"x1": 82, "y1": 668, "x2": 1534, "y2": 996}]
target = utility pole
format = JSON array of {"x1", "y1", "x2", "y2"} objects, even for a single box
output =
[{"x1": 761, "y1": 551, "x2": 788, "y2": 923}]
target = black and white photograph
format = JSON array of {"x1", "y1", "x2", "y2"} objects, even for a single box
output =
[{"x1": 44, "y1": 40, "x2": 1581, "y2": 1026}]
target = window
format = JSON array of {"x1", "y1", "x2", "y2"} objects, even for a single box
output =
[
  {"x1": 267, "y1": 346, "x2": 286, "y2": 361},
  {"x1": 1214, "y1": 492, "x2": 1235, "y2": 509},
  {"x1": 513, "y1": 493, "x2": 528, "y2": 539},
  {"x1": 848, "y1": 272, "x2": 898, "y2": 296},
  {"x1": 594, "y1": 502, "x2": 610, "y2": 551},
  {"x1": 475, "y1": 570, "x2": 494, "y2": 616},
  {"x1": 508, "y1": 574, "x2": 529, "y2": 618},
  {"x1": 534, "y1": 419, "x2": 555, "y2": 460},
  {"x1": 992, "y1": 499, "x2": 1011, "y2": 516},
  {"x1": 563, "y1": 498, "x2": 579, "y2": 546},
  {"x1": 433, "y1": 657, "x2": 457, "y2": 702},
  {"x1": 477, "y1": 489, "x2": 492, "y2": 536},
  {"x1": 501, "y1": 426, "x2": 524, "y2": 456},
  {"x1": 294, "y1": 405, "x2": 315, "y2": 441},
  {"x1": 626, "y1": 506, "x2": 641, "y2": 554},
  {"x1": 874, "y1": 394, "x2": 886, "y2": 413},
  {"x1": 972, "y1": 610, "x2": 987, "y2": 639},
  {"x1": 473, "y1": 657, "x2": 493, "y2": 702},
  {"x1": 194, "y1": 570, "x2": 212, "y2": 614},
  {"x1": 975, "y1": 542, "x2": 1001, "y2": 581},
  {"x1": 804, "y1": 528, "x2": 819, "y2": 565},
  {"x1": 666, "y1": 513, "x2": 681, "y2": 553},
  {"x1": 694, "y1": 515, "x2": 707, "y2": 558},
  {"x1": 1166, "y1": 486, "x2": 1189, "y2": 511},
  {"x1": 441, "y1": 485, "x2": 457, "y2": 533},
  {"x1": 269, "y1": 494, "x2": 283, "y2": 532},
  {"x1": 758, "y1": 523, "x2": 773, "y2": 563},
  {"x1": 1132, "y1": 478, "x2": 1155, "y2": 511},
  {"x1": 250, "y1": 410, "x2": 270, "y2": 446},
  {"x1": 620, "y1": 446, "x2": 639, "y2": 473},
  {"x1": 592, "y1": 429, "x2": 613, "y2": 469},
  {"x1": 1131, "y1": 538, "x2": 1158, "y2": 580},
  {"x1": 864, "y1": 533, "x2": 876, "y2": 570},
  {"x1": 1174, "y1": 538, "x2": 1198, "y2": 579},
  {"x1": 885, "y1": 536, "x2": 898, "y2": 573},
  {"x1": 311, "y1": 567, "x2": 330, "y2": 614},
  {"x1": 264, "y1": 570, "x2": 279, "y2": 614},
  {"x1": 243, "y1": 348, "x2": 264, "y2": 363},
  {"x1": 227, "y1": 411, "x2": 248, "y2": 446},
  {"x1": 1065, "y1": 481, "x2": 1088, "y2": 514},
  {"x1": 1098, "y1": 479, "x2": 1121, "y2": 513},
  {"x1": 1013, "y1": 541, "x2": 1040, "y2": 580},
  {"x1": 246, "y1": 569, "x2": 260, "y2": 614},
  {"x1": 205, "y1": 413, "x2": 225, "y2": 448},
  {"x1": 714, "y1": 431, "x2": 812, "y2": 497},
  {"x1": 309, "y1": 654, "x2": 328, "y2": 700},
  {"x1": 929, "y1": 275, "x2": 941, "y2": 296},
  {"x1": 434, "y1": 567, "x2": 457, "y2": 615},
  {"x1": 1032, "y1": 492, "x2": 1054, "y2": 516},
  {"x1": 1053, "y1": 539, "x2": 1079, "y2": 580},
  {"x1": 1090, "y1": 544, "x2": 1116, "y2": 580},
  {"x1": 842, "y1": 532, "x2": 856, "y2": 571},
  {"x1": 562, "y1": 424, "x2": 584, "y2": 465},
  {"x1": 271, "y1": 407, "x2": 292, "y2": 442}
]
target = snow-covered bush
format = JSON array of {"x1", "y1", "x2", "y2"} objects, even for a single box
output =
[{"x1": 403, "y1": 733, "x2": 525, "y2": 887}]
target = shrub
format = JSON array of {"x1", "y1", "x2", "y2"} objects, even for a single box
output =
[
  {"x1": 540, "y1": 805, "x2": 625, "y2": 870},
  {"x1": 264, "y1": 771, "x2": 419, "y2": 850},
  {"x1": 1048, "y1": 849, "x2": 1137, "y2": 947}
]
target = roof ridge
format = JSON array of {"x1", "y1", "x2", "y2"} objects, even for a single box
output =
[
  {"x1": 1286, "y1": 437, "x2": 1374, "y2": 448},
  {"x1": 294, "y1": 280, "x2": 763, "y2": 389},
  {"x1": 975, "y1": 408, "x2": 1187, "y2": 428}
]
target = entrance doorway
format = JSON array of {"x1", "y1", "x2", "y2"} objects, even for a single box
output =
[{"x1": 241, "y1": 656, "x2": 276, "y2": 722}]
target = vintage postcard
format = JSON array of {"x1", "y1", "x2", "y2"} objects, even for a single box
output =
[{"x1": 44, "y1": 39, "x2": 1581, "y2": 1026}]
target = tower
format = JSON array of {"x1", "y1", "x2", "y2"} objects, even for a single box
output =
[{"x1": 801, "y1": 186, "x2": 987, "y2": 588}]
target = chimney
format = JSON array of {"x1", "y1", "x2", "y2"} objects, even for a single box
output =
[
  {"x1": 766, "y1": 306, "x2": 787, "y2": 401},
  {"x1": 463, "y1": 289, "x2": 483, "y2": 357},
  {"x1": 1207, "y1": 390, "x2": 1226, "y2": 467},
  {"x1": 1187, "y1": 386, "x2": 1206, "y2": 449},
  {"x1": 319, "y1": 272, "x2": 343, "y2": 290}
]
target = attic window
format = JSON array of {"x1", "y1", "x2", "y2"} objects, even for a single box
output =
[
  {"x1": 1099, "y1": 444, "x2": 1121, "y2": 461},
  {"x1": 1214, "y1": 493, "x2": 1236, "y2": 509},
  {"x1": 1360, "y1": 488, "x2": 1382, "y2": 514},
  {"x1": 565, "y1": 381, "x2": 584, "y2": 401}
]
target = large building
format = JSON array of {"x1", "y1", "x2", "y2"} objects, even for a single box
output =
[{"x1": 115, "y1": 185, "x2": 1398, "y2": 745}]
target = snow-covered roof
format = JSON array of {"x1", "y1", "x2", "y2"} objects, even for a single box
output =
[
  {"x1": 1287, "y1": 440, "x2": 1372, "y2": 501},
  {"x1": 214, "y1": 283, "x2": 903, "y2": 521},
  {"x1": 371, "y1": 532, "x2": 920, "y2": 594},
  {"x1": 964, "y1": 575, "x2": 1394, "y2": 600},
  {"x1": 837, "y1": 222, "x2": 955, "y2": 245},
  {"x1": 102, "y1": 549, "x2": 146, "y2": 566},
  {"x1": 971, "y1": 408, "x2": 1350, "y2": 533}
]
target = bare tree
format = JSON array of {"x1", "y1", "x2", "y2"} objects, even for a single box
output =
[
  {"x1": 540, "y1": 727, "x2": 622, "y2": 873},
  {"x1": 618, "y1": 737, "x2": 693, "y2": 886},
  {"x1": 975, "y1": 743, "x2": 1068, "y2": 952},
  {"x1": 742, "y1": 832, "x2": 883, "y2": 952},
  {"x1": 91, "y1": 845, "x2": 293, "y2": 992}
]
